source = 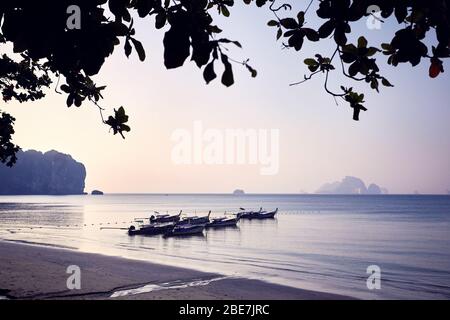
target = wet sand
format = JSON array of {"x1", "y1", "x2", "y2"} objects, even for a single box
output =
[{"x1": 0, "y1": 241, "x2": 352, "y2": 300}]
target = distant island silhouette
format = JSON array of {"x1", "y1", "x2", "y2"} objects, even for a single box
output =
[
  {"x1": 233, "y1": 189, "x2": 245, "y2": 195},
  {"x1": 0, "y1": 150, "x2": 86, "y2": 195},
  {"x1": 91, "y1": 190, "x2": 104, "y2": 195},
  {"x1": 316, "y1": 176, "x2": 388, "y2": 195}
]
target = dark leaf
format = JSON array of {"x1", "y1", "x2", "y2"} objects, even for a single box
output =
[
  {"x1": 276, "y1": 28, "x2": 282, "y2": 40},
  {"x1": 381, "y1": 78, "x2": 394, "y2": 87},
  {"x1": 318, "y1": 20, "x2": 334, "y2": 38},
  {"x1": 130, "y1": 38, "x2": 146, "y2": 61},
  {"x1": 297, "y1": 11, "x2": 305, "y2": 25},
  {"x1": 429, "y1": 61, "x2": 442, "y2": 78},
  {"x1": 304, "y1": 58, "x2": 317, "y2": 66},
  {"x1": 125, "y1": 39, "x2": 132, "y2": 58},
  {"x1": 357, "y1": 36, "x2": 367, "y2": 48},
  {"x1": 221, "y1": 54, "x2": 234, "y2": 87},
  {"x1": 155, "y1": 12, "x2": 167, "y2": 29},
  {"x1": 203, "y1": 61, "x2": 217, "y2": 84},
  {"x1": 246, "y1": 64, "x2": 257, "y2": 78},
  {"x1": 288, "y1": 32, "x2": 304, "y2": 51},
  {"x1": 334, "y1": 29, "x2": 347, "y2": 46},
  {"x1": 348, "y1": 61, "x2": 360, "y2": 76},
  {"x1": 280, "y1": 18, "x2": 298, "y2": 29},
  {"x1": 163, "y1": 25, "x2": 190, "y2": 69},
  {"x1": 221, "y1": 5, "x2": 230, "y2": 17},
  {"x1": 303, "y1": 28, "x2": 319, "y2": 42},
  {"x1": 395, "y1": 5, "x2": 408, "y2": 23}
]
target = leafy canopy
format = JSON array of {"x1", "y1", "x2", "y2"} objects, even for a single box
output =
[{"x1": 0, "y1": 0, "x2": 449, "y2": 166}]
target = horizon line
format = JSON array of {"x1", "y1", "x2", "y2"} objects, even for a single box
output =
[{"x1": 86, "y1": 192, "x2": 450, "y2": 196}]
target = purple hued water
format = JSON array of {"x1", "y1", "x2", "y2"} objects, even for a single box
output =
[{"x1": 1, "y1": 194, "x2": 450, "y2": 299}]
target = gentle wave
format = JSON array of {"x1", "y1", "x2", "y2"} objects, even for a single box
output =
[{"x1": 110, "y1": 276, "x2": 234, "y2": 298}]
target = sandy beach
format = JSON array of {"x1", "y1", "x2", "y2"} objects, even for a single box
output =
[{"x1": 0, "y1": 241, "x2": 351, "y2": 300}]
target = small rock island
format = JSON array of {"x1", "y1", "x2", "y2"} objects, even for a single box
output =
[
  {"x1": 91, "y1": 190, "x2": 104, "y2": 195},
  {"x1": 316, "y1": 176, "x2": 388, "y2": 195},
  {"x1": 233, "y1": 189, "x2": 245, "y2": 195}
]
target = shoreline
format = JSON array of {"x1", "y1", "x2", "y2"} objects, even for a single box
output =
[{"x1": 0, "y1": 241, "x2": 352, "y2": 300}]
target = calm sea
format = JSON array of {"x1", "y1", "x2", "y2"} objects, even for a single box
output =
[{"x1": 0, "y1": 194, "x2": 449, "y2": 299}]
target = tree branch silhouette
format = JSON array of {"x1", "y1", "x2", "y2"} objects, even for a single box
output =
[{"x1": 0, "y1": 0, "x2": 449, "y2": 165}]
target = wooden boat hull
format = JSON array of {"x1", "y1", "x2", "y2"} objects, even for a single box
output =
[
  {"x1": 251, "y1": 213, "x2": 276, "y2": 219},
  {"x1": 177, "y1": 211, "x2": 211, "y2": 226},
  {"x1": 250, "y1": 209, "x2": 278, "y2": 220},
  {"x1": 128, "y1": 223, "x2": 174, "y2": 236},
  {"x1": 206, "y1": 218, "x2": 238, "y2": 228},
  {"x1": 164, "y1": 225, "x2": 205, "y2": 237}
]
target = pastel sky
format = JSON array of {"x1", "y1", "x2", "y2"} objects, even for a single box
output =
[{"x1": 4, "y1": 2, "x2": 450, "y2": 194}]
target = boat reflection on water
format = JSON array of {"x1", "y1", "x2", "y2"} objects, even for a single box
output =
[{"x1": 164, "y1": 224, "x2": 205, "y2": 238}]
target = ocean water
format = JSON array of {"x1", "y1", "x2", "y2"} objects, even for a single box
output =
[{"x1": 0, "y1": 194, "x2": 449, "y2": 299}]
